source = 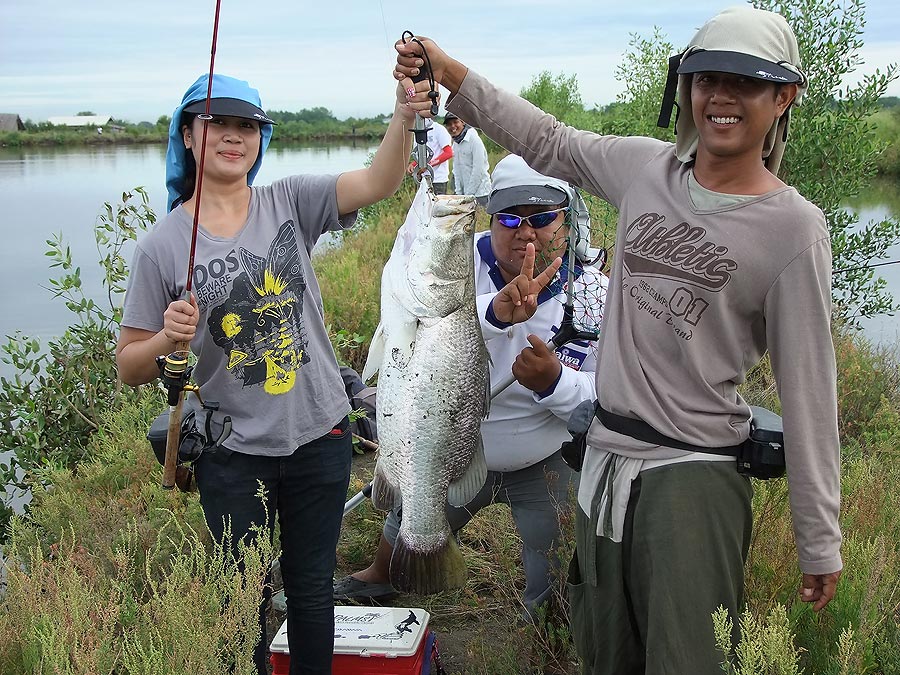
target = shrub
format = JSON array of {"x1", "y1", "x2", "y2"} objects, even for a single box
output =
[{"x1": 0, "y1": 189, "x2": 155, "y2": 536}]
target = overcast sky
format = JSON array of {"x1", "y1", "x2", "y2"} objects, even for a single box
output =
[{"x1": 2, "y1": 0, "x2": 898, "y2": 123}]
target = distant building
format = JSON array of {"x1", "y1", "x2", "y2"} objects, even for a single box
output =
[
  {"x1": 47, "y1": 115, "x2": 112, "y2": 128},
  {"x1": 0, "y1": 114, "x2": 25, "y2": 132}
]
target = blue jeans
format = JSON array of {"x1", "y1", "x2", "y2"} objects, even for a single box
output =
[{"x1": 195, "y1": 417, "x2": 352, "y2": 675}]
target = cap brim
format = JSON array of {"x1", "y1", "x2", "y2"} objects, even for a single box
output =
[
  {"x1": 486, "y1": 185, "x2": 567, "y2": 214},
  {"x1": 183, "y1": 97, "x2": 276, "y2": 125},
  {"x1": 678, "y1": 50, "x2": 801, "y2": 84}
]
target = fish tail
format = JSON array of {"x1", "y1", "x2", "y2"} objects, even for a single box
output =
[{"x1": 390, "y1": 530, "x2": 467, "y2": 595}]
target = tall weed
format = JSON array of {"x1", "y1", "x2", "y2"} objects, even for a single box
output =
[
  {"x1": 0, "y1": 188, "x2": 155, "y2": 533},
  {"x1": 0, "y1": 395, "x2": 274, "y2": 675}
]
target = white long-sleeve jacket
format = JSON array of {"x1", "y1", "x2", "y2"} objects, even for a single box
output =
[{"x1": 475, "y1": 231, "x2": 605, "y2": 472}]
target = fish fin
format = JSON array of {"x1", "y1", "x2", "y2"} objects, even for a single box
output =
[
  {"x1": 361, "y1": 322, "x2": 385, "y2": 382},
  {"x1": 371, "y1": 464, "x2": 399, "y2": 511},
  {"x1": 387, "y1": 318, "x2": 418, "y2": 369},
  {"x1": 484, "y1": 352, "x2": 492, "y2": 419},
  {"x1": 390, "y1": 529, "x2": 467, "y2": 595},
  {"x1": 447, "y1": 437, "x2": 487, "y2": 507}
]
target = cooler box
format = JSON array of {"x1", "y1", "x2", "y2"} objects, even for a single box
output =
[{"x1": 270, "y1": 605, "x2": 434, "y2": 675}]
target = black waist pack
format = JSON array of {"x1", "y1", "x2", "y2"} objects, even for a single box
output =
[
  {"x1": 560, "y1": 399, "x2": 598, "y2": 472},
  {"x1": 565, "y1": 403, "x2": 786, "y2": 480},
  {"x1": 738, "y1": 407, "x2": 786, "y2": 480}
]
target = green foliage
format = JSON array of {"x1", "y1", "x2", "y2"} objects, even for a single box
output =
[
  {"x1": 1, "y1": 471, "x2": 271, "y2": 673},
  {"x1": 740, "y1": 330, "x2": 900, "y2": 675},
  {"x1": 0, "y1": 394, "x2": 274, "y2": 674},
  {"x1": 757, "y1": 0, "x2": 900, "y2": 324},
  {"x1": 0, "y1": 189, "x2": 155, "y2": 533},
  {"x1": 519, "y1": 71, "x2": 601, "y2": 132},
  {"x1": 1, "y1": 110, "x2": 389, "y2": 147},
  {"x1": 871, "y1": 109, "x2": 900, "y2": 176},
  {"x1": 833, "y1": 330, "x2": 900, "y2": 446},
  {"x1": 714, "y1": 604, "x2": 806, "y2": 674},
  {"x1": 606, "y1": 28, "x2": 677, "y2": 139},
  {"x1": 739, "y1": 443, "x2": 900, "y2": 674}
]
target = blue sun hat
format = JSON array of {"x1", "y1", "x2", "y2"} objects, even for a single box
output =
[{"x1": 166, "y1": 73, "x2": 275, "y2": 211}]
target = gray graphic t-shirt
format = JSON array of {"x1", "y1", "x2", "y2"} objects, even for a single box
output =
[{"x1": 123, "y1": 174, "x2": 355, "y2": 456}]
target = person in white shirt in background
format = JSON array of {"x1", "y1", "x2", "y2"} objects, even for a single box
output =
[
  {"x1": 407, "y1": 117, "x2": 453, "y2": 194},
  {"x1": 443, "y1": 111, "x2": 490, "y2": 206}
]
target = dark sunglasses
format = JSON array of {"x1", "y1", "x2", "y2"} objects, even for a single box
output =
[{"x1": 494, "y1": 207, "x2": 569, "y2": 230}]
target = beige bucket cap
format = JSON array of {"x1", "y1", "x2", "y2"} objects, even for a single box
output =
[{"x1": 671, "y1": 5, "x2": 808, "y2": 175}]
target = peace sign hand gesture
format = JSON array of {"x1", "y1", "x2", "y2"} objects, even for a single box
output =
[{"x1": 491, "y1": 243, "x2": 562, "y2": 325}]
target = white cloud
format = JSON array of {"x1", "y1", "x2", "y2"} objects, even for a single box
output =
[{"x1": 2, "y1": 0, "x2": 898, "y2": 122}]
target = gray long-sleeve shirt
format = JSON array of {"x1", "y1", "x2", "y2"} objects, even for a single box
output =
[{"x1": 449, "y1": 70, "x2": 842, "y2": 576}]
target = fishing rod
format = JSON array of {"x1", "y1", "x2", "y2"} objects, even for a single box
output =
[
  {"x1": 157, "y1": 0, "x2": 223, "y2": 490},
  {"x1": 833, "y1": 259, "x2": 900, "y2": 274}
]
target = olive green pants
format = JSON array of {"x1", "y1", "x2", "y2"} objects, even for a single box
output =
[{"x1": 568, "y1": 461, "x2": 753, "y2": 675}]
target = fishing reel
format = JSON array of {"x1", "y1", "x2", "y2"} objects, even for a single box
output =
[{"x1": 156, "y1": 352, "x2": 194, "y2": 405}]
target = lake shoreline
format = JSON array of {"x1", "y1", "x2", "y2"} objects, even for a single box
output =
[{"x1": 0, "y1": 130, "x2": 388, "y2": 149}]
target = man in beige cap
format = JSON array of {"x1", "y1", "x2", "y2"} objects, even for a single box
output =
[{"x1": 395, "y1": 5, "x2": 842, "y2": 674}]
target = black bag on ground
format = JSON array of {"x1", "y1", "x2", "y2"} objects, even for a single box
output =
[{"x1": 339, "y1": 366, "x2": 378, "y2": 445}]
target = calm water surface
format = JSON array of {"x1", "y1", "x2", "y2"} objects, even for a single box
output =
[{"x1": 0, "y1": 142, "x2": 379, "y2": 355}]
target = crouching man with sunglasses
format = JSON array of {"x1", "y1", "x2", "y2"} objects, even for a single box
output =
[{"x1": 335, "y1": 154, "x2": 608, "y2": 621}]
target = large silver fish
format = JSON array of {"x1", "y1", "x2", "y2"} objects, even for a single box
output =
[{"x1": 362, "y1": 181, "x2": 489, "y2": 595}]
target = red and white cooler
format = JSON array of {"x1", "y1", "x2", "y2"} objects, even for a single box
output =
[{"x1": 270, "y1": 605, "x2": 435, "y2": 675}]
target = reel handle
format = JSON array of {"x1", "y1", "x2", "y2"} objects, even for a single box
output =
[{"x1": 160, "y1": 339, "x2": 190, "y2": 490}]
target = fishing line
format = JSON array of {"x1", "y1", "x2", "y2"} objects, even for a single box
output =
[
  {"x1": 833, "y1": 259, "x2": 900, "y2": 274},
  {"x1": 378, "y1": 0, "x2": 391, "y2": 50}
]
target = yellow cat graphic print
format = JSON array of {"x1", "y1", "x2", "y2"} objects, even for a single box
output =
[{"x1": 208, "y1": 220, "x2": 310, "y2": 395}]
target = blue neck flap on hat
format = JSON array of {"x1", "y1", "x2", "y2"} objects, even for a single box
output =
[{"x1": 165, "y1": 73, "x2": 273, "y2": 212}]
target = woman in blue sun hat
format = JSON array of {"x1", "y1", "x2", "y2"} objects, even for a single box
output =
[{"x1": 117, "y1": 71, "x2": 419, "y2": 675}]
